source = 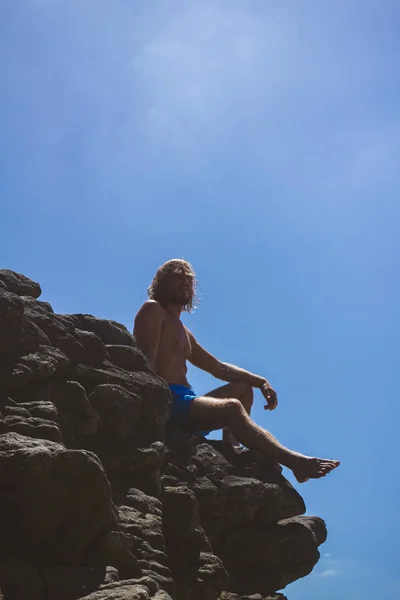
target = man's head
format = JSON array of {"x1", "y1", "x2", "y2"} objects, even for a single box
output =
[{"x1": 147, "y1": 259, "x2": 198, "y2": 312}]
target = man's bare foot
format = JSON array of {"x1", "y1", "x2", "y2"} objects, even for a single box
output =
[{"x1": 292, "y1": 456, "x2": 340, "y2": 483}]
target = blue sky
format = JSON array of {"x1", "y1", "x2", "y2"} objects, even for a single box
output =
[{"x1": 1, "y1": 1, "x2": 399, "y2": 598}]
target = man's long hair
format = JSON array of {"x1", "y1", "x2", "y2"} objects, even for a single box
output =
[{"x1": 147, "y1": 259, "x2": 198, "y2": 312}]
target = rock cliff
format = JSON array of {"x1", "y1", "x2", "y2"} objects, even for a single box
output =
[{"x1": 0, "y1": 270, "x2": 327, "y2": 600}]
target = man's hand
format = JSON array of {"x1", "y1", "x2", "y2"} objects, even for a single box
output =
[{"x1": 261, "y1": 381, "x2": 278, "y2": 411}]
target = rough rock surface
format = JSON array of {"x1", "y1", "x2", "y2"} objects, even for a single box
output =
[{"x1": 0, "y1": 270, "x2": 328, "y2": 600}]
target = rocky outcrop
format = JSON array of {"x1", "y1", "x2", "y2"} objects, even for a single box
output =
[{"x1": 0, "y1": 270, "x2": 327, "y2": 600}]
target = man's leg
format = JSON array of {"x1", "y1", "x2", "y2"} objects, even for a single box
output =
[
  {"x1": 205, "y1": 380, "x2": 253, "y2": 446},
  {"x1": 187, "y1": 396, "x2": 339, "y2": 482}
]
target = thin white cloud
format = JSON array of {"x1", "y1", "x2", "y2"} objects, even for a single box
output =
[
  {"x1": 132, "y1": 2, "x2": 290, "y2": 158},
  {"x1": 133, "y1": 3, "x2": 283, "y2": 99},
  {"x1": 318, "y1": 569, "x2": 339, "y2": 577},
  {"x1": 312, "y1": 551, "x2": 342, "y2": 579},
  {"x1": 130, "y1": 0, "x2": 400, "y2": 195}
]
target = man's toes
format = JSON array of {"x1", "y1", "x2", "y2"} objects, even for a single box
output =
[
  {"x1": 321, "y1": 462, "x2": 334, "y2": 471},
  {"x1": 319, "y1": 463, "x2": 330, "y2": 471},
  {"x1": 322, "y1": 460, "x2": 338, "y2": 471}
]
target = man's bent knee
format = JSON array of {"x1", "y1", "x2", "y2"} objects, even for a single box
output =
[
  {"x1": 224, "y1": 398, "x2": 245, "y2": 423},
  {"x1": 235, "y1": 380, "x2": 254, "y2": 408}
]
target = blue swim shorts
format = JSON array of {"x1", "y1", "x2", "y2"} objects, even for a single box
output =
[{"x1": 169, "y1": 384, "x2": 210, "y2": 437}]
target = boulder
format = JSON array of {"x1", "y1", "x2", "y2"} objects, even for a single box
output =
[
  {"x1": 0, "y1": 290, "x2": 24, "y2": 354},
  {"x1": 69, "y1": 315, "x2": 135, "y2": 347},
  {"x1": 0, "y1": 270, "x2": 41, "y2": 298},
  {"x1": 89, "y1": 384, "x2": 142, "y2": 438},
  {"x1": 106, "y1": 345, "x2": 152, "y2": 373},
  {"x1": 0, "y1": 562, "x2": 117, "y2": 600},
  {"x1": 77, "y1": 579, "x2": 165, "y2": 600},
  {"x1": 51, "y1": 380, "x2": 99, "y2": 443},
  {"x1": 0, "y1": 432, "x2": 117, "y2": 565}
]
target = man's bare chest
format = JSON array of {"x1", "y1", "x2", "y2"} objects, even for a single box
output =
[{"x1": 159, "y1": 317, "x2": 191, "y2": 358}]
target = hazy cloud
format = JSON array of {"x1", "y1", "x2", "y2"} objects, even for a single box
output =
[
  {"x1": 132, "y1": 2, "x2": 290, "y2": 158},
  {"x1": 318, "y1": 569, "x2": 339, "y2": 577}
]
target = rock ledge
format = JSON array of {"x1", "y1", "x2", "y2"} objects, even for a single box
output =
[{"x1": 0, "y1": 270, "x2": 327, "y2": 600}]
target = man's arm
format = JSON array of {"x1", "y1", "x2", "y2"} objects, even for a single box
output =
[
  {"x1": 187, "y1": 330, "x2": 278, "y2": 409},
  {"x1": 187, "y1": 330, "x2": 268, "y2": 388},
  {"x1": 133, "y1": 300, "x2": 165, "y2": 370}
]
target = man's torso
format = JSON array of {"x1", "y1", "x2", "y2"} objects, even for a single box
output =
[{"x1": 135, "y1": 302, "x2": 191, "y2": 386}]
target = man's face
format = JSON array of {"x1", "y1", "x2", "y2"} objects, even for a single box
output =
[{"x1": 167, "y1": 270, "x2": 193, "y2": 305}]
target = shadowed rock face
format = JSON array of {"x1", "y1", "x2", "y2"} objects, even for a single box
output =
[{"x1": 0, "y1": 270, "x2": 327, "y2": 600}]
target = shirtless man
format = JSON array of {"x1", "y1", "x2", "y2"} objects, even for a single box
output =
[{"x1": 134, "y1": 258, "x2": 340, "y2": 483}]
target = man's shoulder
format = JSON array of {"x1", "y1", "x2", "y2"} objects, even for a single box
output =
[
  {"x1": 136, "y1": 299, "x2": 166, "y2": 319},
  {"x1": 183, "y1": 324, "x2": 196, "y2": 341}
]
